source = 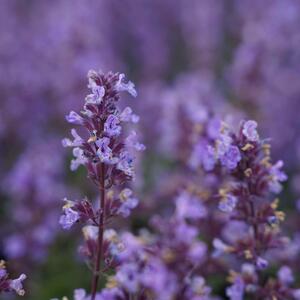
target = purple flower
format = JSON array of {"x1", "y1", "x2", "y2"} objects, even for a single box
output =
[
  {"x1": 256, "y1": 257, "x2": 268, "y2": 270},
  {"x1": 9, "y1": 274, "x2": 27, "y2": 296},
  {"x1": 71, "y1": 147, "x2": 88, "y2": 171},
  {"x1": 59, "y1": 206, "x2": 80, "y2": 230},
  {"x1": 86, "y1": 76, "x2": 105, "y2": 105},
  {"x1": 174, "y1": 221, "x2": 198, "y2": 244},
  {"x1": 96, "y1": 137, "x2": 117, "y2": 164},
  {"x1": 62, "y1": 129, "x2": 84, "y2": 147},
  {"x1": 74, "y1": 289, "x2": 87, "y2": 300},
  {"x1": 115, "y1": 263, "x2": 140, "y2": 293},
  {"x1": 97, "y1": 287, "x2": 125, "y2": 300},
  {"x1": 117, "y1": 151, "x2": 134, "y2": 176},
  {"x1": 82, "y1": 225, "x2": 99, "y2": 241},
  {"x1": 140, "y1": 259, "x2": 177, "y2": 300},
  {"x1": 120, "y1": 107, "x2": 139, "y2": 123},
  {"x1": 207, "y1": 117, "x2": 221, "y2": 139},
  {"x1": 188, "y1": 242, "x2": 207, "y2": 262},
  {"x1": 0, "y1": 268, "x2": 7, "y2": 278},
  {"x1": 220, "y1": 145, "x2": 241, "y2": 170},
  {"x1": 278, "y1": 266, "x2": 294, "y2": 285},
  {"x1": 269, "y1": 160, "x2": 288, "y2": 193},
  {"x1": 117, "y1": 189, "x2": 139, "y2": 218},
  {"x1": 218, "y1": 194, "x2": 238, "y2": 213},
  {"x1": 175, "y1": 192, "x2": 207, "y2": 220},
  {"x1": 125, "y1": 131, "x2": 146, "y2": 152},
  {"x1": 104, "y1": 229, "x2": 124, "y2": 257},
  {"x1": 104, "y1": 115, "x2": 121, "y2": 137},
  {"x1": 226, "y1": 277, "x2": 244, "y2": 300},
  {"x1": 202, "y1": 145, "x2": 216, "y2": 171},
  {"x1": 242, "y1": 120, "x2": 259, "y2": 142},
  {"x1": 66, "y1": 111, "x2": 84, "y2": 125},
  {"x1": 212, "y1": 238, "x2": 231, "y2": 257},
  {"x1": 216, "y1": 133, "x2": 232, "y2": 157},
  {"x1": 115, "y1": 73, "x2": 137, "y2": 97},
  {"x1": 189, "y1": 141, "x2": 216, "y2": 171},
  {"x1": 189, "y1": 276, "x2": 211, "y2": 299}
]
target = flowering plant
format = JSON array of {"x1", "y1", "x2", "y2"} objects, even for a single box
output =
[{"x1": 58, "y1": 70, "x2": 144, "y2": 299}]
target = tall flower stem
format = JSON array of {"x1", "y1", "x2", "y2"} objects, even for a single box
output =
[{"x1": 91, "y1": 163, "x2": 105, "y2": 300}]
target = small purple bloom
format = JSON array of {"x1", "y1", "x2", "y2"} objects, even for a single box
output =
[
  {"x1": 117, "y1": 151, "x2": 134, "y2": 176},
  {"x1": 189, "y1": 141, "x2": 216, "y2": 171},
  {"x1": 190, "y1": 276, "x2": 211, "y2": 298},
  {"x1": 188, "y1": 242, "x2": 207, "y2": 261},
  {"x1": 278, "y1": 266, "x2": 294, "y2": 285},
  {"x1": 118, "y1": 189, "x2": 138, "y2": 217},
  {"x1": 207, "y1": 117, "x2": 221, "y2": 139},
  {"x1": 212, "y1": 238, "x2": 230, "y2": 257},
  {"x1": 269, "y1": 160, "x2": 287, "y2": 193},
  {"x1": 267, "y1": 215, "x2": 279, "y2": 226},
  {"x1": 62, "y1": 129, "x2": 83, "y2": 147},
  {"x1": 96, "y1": 137, "x2": 117, "y2": 164},
  {"x1": 97, "y1": 287, "x2": 125, "y2": 300},
  {"x1": 218, "y1": 194, "x2": 238, "y2": 213},
  {"x1": 104, "y1": 115, "x2": 121, "y2": 137},
  {"x1": 0, "y1": 268, "x2": 7, "y2": 278},
  {"x1": 118, "y1": 198, "x2": 138, "y2": 218},
  {"x1": 270, "y1": 160, "x2": 288, "y2": 182},
  {"x1": 74, "y1": 289, "x2": 87, "y2": 300},
  {"x1": 86, "y1": 85, "x2": 105, "y2": 105},
  {"x1": 71, "y1": 147, "x2": 88, "y2": 171},
  {"x1": 256, "y1": 257, "x2": 268, "y2": 270},
  {"x1": 226, "y1": 276, "x2": 244, "y2": 300},
  {"x1": 65, "y1": 111, "x2": 84, "y2": 125},
  {"x1": 115, "y1": 263, "x2": 140, "y2": 293},
  {"x1": 120, "y1": 107, "x2": 139, "y2": 123},
  {"x1": 174, "y1": 221, "x2": 198, "y2": 244},
  {"x1": 242, "y1": 120, "x2": 259, "y2": 142},
  {"x1": 126, "y1": 131, "x2": 146, "y2": 152},
  {"x1": 115, "y1": 73, "x2": 137, "y2": 97},
  {"x1": 220, "y1": 145, "x2": 241, "y2": 170},
  {"x1": 216, "y1": 133, "x2": 232, "y2": 157},
  {"x1": 82, "y1": 225, "x2": 99, "y2": 241},
  {"x1": 9, "y1": 274, "x2": 27, "y2": 296},
  {"x1": 175, "y1": 192, "x2": 207, "y2": 220},
  {"x1": 59, "y1": 206, "x2": 80, "y2": 230},
  {"x1": 202, "y1": 145, "x2": 216, "y2": 171}
]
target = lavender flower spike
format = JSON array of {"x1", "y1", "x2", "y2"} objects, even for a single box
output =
[{"x1": 61, "y1": 70, "x2": 143, "y2": 300}]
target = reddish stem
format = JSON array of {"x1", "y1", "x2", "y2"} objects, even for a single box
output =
[{"x1": 90, "y1": 163, "x2": 105, "y2": 300}]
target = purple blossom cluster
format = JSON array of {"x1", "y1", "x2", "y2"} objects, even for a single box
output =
[
  {"x1": 2, "y1": 1, "x2": 300, "y2": 299},
  {"x1": 48, "y1": 70, "x2": 298, "y2": 300},
  {"x1": 197, "y1": 120, "x2": 300, "y2": 299},
  {"x1": 57, "y1": 70, "x2": 144, "y2": 300}
]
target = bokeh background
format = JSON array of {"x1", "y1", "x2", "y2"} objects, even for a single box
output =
[{"x1": 1, "y1": 0, "x2": 300, "y2": 299}]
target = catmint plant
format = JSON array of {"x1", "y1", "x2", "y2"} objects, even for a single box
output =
[
  {"x1": 195, "y1": 119, "x2": 300, "y2": 299},
  {"x1": 90, "y1": 190, "x2": 213, "y2": 300},
  {"x1": 59, "y1": 70, "x2": 144, "y2": 299}
]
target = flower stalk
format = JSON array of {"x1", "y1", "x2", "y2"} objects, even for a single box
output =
[{"x1": 59, "y1": 69, "x2": 144, "y2": 299}]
